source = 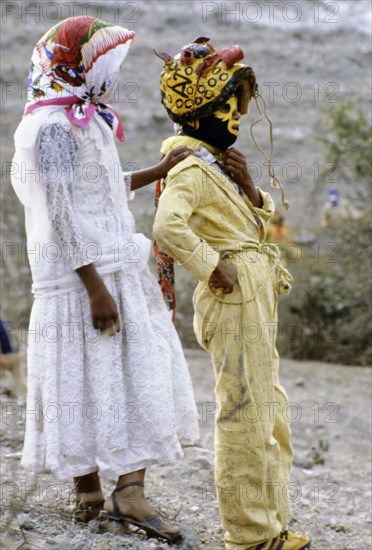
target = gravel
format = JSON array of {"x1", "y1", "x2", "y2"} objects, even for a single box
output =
[{"x1": 1, "y1": 350, "x2": 371, "y2": 549}]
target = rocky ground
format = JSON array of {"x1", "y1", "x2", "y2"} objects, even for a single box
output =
[{"x1": 1, "y1": 349, "x2": 371, "y2": 549}]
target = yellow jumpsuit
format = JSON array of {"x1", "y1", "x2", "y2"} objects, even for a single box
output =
[{"x1": 153, "y1": 136, "x2": 293, "y2": 549}]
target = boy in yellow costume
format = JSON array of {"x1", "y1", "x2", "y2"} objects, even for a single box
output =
[{"x1": 153, "y1": 39, "x2": 310, "y2": 550}]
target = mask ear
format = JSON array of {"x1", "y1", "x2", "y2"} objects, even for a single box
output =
[
  {"x1": 153, "y1": 49, "x2": 172, "y2": 62},
  {"x1": 193, "y1": 36, "x2": 210, "y2": 44}
]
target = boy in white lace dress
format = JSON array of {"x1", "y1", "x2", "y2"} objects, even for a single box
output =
[{"x1": 11, "y1": 16, "x2": 198, "y2": 543}]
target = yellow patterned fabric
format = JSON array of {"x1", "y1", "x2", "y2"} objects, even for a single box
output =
[
  {"x1": 160, "y1": 134, "x2": 221, "y2": 157},
  {"x1": 157, "y1": 38, "x2": 257, "y2": 123},
  {"x1": 154, "y1": 135, "x2": 293, "y2": 548}
]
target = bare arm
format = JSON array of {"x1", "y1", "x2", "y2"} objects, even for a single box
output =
[
  {"x1": 208, "y1": 259, "x2": 237, "y2": 294},
  {"x1": 130, "y1": 146, "x2": 193, "y2": 190},
  {"x1": 76, "y1": 264, "x2": 120, "y2": 335}
]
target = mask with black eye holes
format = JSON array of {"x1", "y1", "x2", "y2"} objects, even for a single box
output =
[{"x1": 181, "y1": 95, "x2": 240, "y2": 151}]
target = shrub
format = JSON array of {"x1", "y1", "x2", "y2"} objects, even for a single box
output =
[{"x1": 277, "y1": 220, "x2": 372, "y2": 365}]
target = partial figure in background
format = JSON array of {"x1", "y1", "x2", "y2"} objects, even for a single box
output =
[
  {"x1": 321, "y1": 187, "x2": 365, "y2": 228},
  {"x1": 0, "y1": 318, "x2": 14, "y2": 357},
  {"x1": 11, "y1": 16, "x2": 198, "y2": 544},
  {"x1": 266, "y1": 210, "x2": 292, "y2": 244},
  {"x1": 266, "y1": 210, "x2": 297, "y2": 263},
  {"x1": 0, "y1": 319, "x2": 26, "y2": 396}
]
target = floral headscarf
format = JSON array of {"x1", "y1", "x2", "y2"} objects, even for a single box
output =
[{"x1": 25, "y1": 16, "x2": 135, "y2": 141}]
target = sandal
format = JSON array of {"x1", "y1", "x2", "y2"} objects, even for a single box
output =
[
  {"x1": 99, "y1": 481, "x2": 182, "y2": 543},
  {"x1": 73, "y1": 499, "x2": 105, "y2": 523}
]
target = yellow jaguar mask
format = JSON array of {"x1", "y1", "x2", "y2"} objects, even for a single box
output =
[{"x1": 155, "y1": 37, "x2": 257, "y2": 124}]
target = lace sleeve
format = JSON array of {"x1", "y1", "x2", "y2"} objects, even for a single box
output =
[
  {"x1": 123, "y1": 171, "x2": 135, "y2": 201},
  {"x1": 38, "y1": 123, "x2": 93, "y2": 270}
]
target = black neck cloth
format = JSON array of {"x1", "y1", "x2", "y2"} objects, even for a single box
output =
[{"x1": 181, "y1": 114, "x2": 237, "y2": 151}]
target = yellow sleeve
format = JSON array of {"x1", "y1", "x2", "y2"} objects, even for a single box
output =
[
  {"x1": 243, "y1": 187, "x2": 275, "y2": 228},
  {"x1": 253, "y1": 187, "x2": 276, "y2": 222},
  {"x1": 153, "y1": 165, "x2": 219, "y2": 281}
]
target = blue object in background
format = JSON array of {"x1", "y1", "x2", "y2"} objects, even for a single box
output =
[{"x1": 0, "y1": 319, "x2": 13, "y2": 354}]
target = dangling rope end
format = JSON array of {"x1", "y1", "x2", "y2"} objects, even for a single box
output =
[
  {"x1": 270, "y1": 175, "x2": 281, "y2": 189},
  {"x1": 271, "y1": 175, "x2": 290, "y2": 210},
  {"x1": 250, "y1": 91, "x2": 291, "y2": 210}
]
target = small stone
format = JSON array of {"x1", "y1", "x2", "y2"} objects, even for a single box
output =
[
  {"x1": 43, "y1": 535, "x2": 73, "y2": 549},
  {"x1": 294, "y1": 458, "x2": 313, "y2": 469},
  {"x1": 19, "y1": 520, "x2": 35, "y2": 530},
  {"x1": 335, "y1": 524, "x2": 347, "y2": 533},
  {"x1": 176, "y1": 523, "x2": 201, "y2": 549},
  {"x1": 191, "y1": 458, "x2": 212, "y2": 470},
  {"x1": 189, "y1": 505, "x2": 200, "y2": 513},
  {"x1": 97, "y1": 518, "x2": 129, "y2": 535}
]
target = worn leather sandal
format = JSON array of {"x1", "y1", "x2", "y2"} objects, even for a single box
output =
[{"x1": 99, "y1": 481, "x2": 182, "y2": 543}]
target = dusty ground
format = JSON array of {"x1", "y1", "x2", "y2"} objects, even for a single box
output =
[{"x1": 1, "y1": 349, "x2": 371, "y2": 549}]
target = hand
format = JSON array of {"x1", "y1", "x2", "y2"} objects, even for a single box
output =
[
  {"x1": 75, "y1": 264, "x2": 121, "y2": 335},
  {"x1": 89, "y1": 285, "x2": 121, "y2": 335},
  {"x1": 130, "y1": 147, "x2": 194, "y2": 190},
  {"x1": 208, "y1": 260, "x2": 237, "y2": 294},
  {"x1": 224, "y1": 147, "x2": 262, "y2": 207},
  {"x1": 157, "y1": 146, "x2": 194, "y2": 178},
  {"x1": 224, "y1": 147, "x2": 253, "y2": 188}
]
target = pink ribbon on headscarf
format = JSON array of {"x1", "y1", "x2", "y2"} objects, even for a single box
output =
[{"x1": 24, "y1": 96, "x2": 125, "y2": 141}]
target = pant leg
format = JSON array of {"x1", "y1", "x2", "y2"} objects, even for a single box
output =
[
  {"x1": 193, "y1": 275, "x2": 293, "y2": 548},
  {"x1": 272, "y1": 364, "x2": 293, "y2": 529}
]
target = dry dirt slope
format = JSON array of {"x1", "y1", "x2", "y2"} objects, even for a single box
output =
[{"x1": 1, "y1": 350, "x2": 371, "y2": 550}]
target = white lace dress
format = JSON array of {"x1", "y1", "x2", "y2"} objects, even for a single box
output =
[{"x1": 13, "y1": 109, "x2": 199, "y2": 479}]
